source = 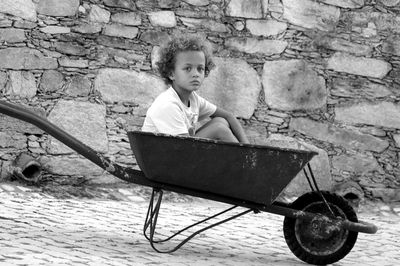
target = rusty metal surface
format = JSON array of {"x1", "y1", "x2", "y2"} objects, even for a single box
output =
[{"x1": 128, "y1": 131, "x2": 318, "y2": 205}]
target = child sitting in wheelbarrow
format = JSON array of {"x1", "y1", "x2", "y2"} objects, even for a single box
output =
[{"x1": 142, "y1": 34, "x2": 249, "y2": 144}]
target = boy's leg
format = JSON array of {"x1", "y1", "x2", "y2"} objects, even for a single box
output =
[{"x1": 195, "y1": 117, "x2": 239, "y2": 142}]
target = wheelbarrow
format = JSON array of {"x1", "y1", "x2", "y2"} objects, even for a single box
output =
[{"x1": 0, "y1": 100, "x2": 378, "y2": 265}]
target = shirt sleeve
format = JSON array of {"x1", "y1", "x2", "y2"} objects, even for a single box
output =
[
  {"x1": 197, "y1": 94, "x2": 217, "y2": 121},
  {"x1": 147, "y1": 103, "x2": 189, "y2": 135}
]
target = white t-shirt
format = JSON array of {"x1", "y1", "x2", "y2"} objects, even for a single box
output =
[{"x1": 142, "y1": 87, "x2": 217, "y2": 136}]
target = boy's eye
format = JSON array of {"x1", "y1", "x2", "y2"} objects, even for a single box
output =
[
  {"x1": 198, "y1": 66, "x2": 204, "y2": 72},
  {"x1": 184, "y1": 67, "x2": 191, "y2": 72}
]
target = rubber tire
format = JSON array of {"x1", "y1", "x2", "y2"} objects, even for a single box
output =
[{"x1": 283, "y1": 191, "x2": 358, "y2": 265}]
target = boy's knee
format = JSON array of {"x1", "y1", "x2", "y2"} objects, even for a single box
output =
[
  {"x1": 211, "y1": 117, "x2": 229, "y2": 128},
  {"x1": 196, "y1": 117, "x2": 237, "y2": 142},
  {"x1": 212, "y1": 119, "x2": 235, "y2": 140}
]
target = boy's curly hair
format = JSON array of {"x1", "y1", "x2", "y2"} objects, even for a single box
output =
[{"x1": 156, "y1": 34, "x2": 215, "y2": 85}]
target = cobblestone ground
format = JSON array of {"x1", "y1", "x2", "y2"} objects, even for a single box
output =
[{"x1": 0, "y1": 182, "x2": 399, "y2": 266}]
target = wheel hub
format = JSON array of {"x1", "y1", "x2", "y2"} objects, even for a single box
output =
[
  {"x1": 294, "y1": 202, "x2": 349, "y2": 256},
  {"x1": 283, "y1": 191, "x2": 359, "y2": 265},
  {"x1": 308, "y1": 215, "x2": 341, "y2": 239}
]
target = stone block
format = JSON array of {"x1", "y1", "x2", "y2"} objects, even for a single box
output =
[
  {"x1": 65, "y1": 76, "x2": 91, "y2": 97},
  {"x1": 290, "y1": 117, "x2": 389, "y2": 152},
  {"x1": 368, "y1": 188, "x2": 400, "y2": 202},
  {"x1": 225, "y1": 0, "x2": 263, "y2": 18},
  {"x1": 148, "y1": 11, "x2": 176, "y2": 28},
  {"x1": 199, "y1": 57, "x2": 261, "y2": 119},
  {"x1": 0, "y1": 0, "x2": 37, "y2": 21},
  {"x1": 183, "y1": 0, "x2": 210, "y2": 6},
  {"x1": 0, "y1": 29, "x2": 26, "y2": 43},
  {"x1": 225, "y1": 37, "x2": 287, "y2": 56},
  {"x1": 5, "y1": 71, "x2": 37, "y2": 99},
  {"x1": 14, "y1": 20, "x2": 36, "y2": 29},
  {"x1": 40, "y1": 156, "x2": 104, "y2": 176},
  {"x1": 0, "y1": 48, "x2": 58, "y2": 70},
  {"x1": 333, "y1": 181, "x2": 364, "y2": 208},
  {"x1": 103, "y1": 0, "x2": 136, "y2": 10},
  {"x1": 379, "y1": 0, "x2": 400, "y2": 6},
  {"x1": 40, "y1": 26, "x2": 71, "y2": 34},
  {"x1": 335, "y1": 102, "x2": 400, "y2": 129},
  {"x1": 246, "y1": 19, "x2": 287, "y2": 36},
  {"x1": 72, "y1": 23, "x2": 102, "y2": 34},
  {"x1": 40, "y1": 70, "x2": 64, "y2": 92},
  {"x1": 0, "y1": 160, "x2": 11, "y2": 181},
  {"x1": 319, "y1": 0, "x2": 364, "y2": 8},
  {"x1": 94, "y1": 68, "x2": 166, "y2": 107},
  {"x1": 332, "y1": 153, "x2": 382, "y2": 174},
  {"x1": 282, "y1": 0, "x2": 340, "y2": 31},
  {"x1": 0, "y1": 132, "x2": 27, "y2": 149},
  {"x1": 0, "y1": 107, "x2": 45, "y2": 134},
  {"x1": 111, "y1": 12, "x2": 142, "y2": 26},
  {"x1": 140, "y1": 30, "x2": 171, "y2": 45},
  {"x1": 54, "y1": 42, "x2": 87, "y2": 56},
  {"x1": 393, "y1": 134, "x2": 400, "y2": 147},
  {"x1": 58, "y1": 58, "x2": 88, "y2": 68},
  {"x1": 103, "y1": 24, "x2": 139, "y2": 39},
  {"x1": 312, "y1": 35, "x2": 372, "y2": 56},
  {"x1": 326, "y1": 53, "x2": 392, "y2": 78},
  {"x1": 36, "y1": 0, "x2": 79, "y2": 17},
  {"x1": 262, "y1": 60, "x2": 327, "y2": 111},
  {"x1": 0, "y1": 71, "x2": 7, "y2": 91},
  {"x1": 331, "y1": 78, "x2": 392, "y2": 98},
  {"x1": 243, "y1": 123, "x2": 268, "y2": 144},
  {"x1": 264, "y1": 134, "x2": 333, "y2": 198},
  {"x1": 180, "y1": 17, "x2": 228, "y2": 32},
  {"x1": 46, "y1": 100, "x2": 108, "y2": 154},
  {"x1": 382, "y1": 35, "x2": 400, "y2": 56},
  {"x1": 88, "y1": 5, "x2": 110, "y2": 23}
]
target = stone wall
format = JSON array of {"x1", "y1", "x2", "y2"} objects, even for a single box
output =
[{"x1": 0, "y1": 0, "x2": 399, "y2": 202}]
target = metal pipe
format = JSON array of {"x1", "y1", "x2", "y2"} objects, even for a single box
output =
[
  {"x1": 262, "y1": 204, "x2": 378, "y2": 234},
  {"x1": 0, "y1": 100, "x2": 144, "y2": 183},
  {"x1": 12, "y1": 153, "x2": 42, "y2": 183}
]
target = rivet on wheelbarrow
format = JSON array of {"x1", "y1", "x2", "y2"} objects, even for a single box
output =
[{"x1": 12, "y1": 153, "x2": 42, "y2": 184}]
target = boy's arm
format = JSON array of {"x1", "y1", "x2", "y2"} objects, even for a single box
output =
[{"x1": 211, "y1": 108, "x2": 249, "y2": 144}]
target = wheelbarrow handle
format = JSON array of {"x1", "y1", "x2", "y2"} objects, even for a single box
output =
[
  {"x1": 0, "y1": 100, "x2": 144, "y2": 183},
  {"x1": 283, "y1": 208, "x2": 378, "y2": 234},
  {"x1": 340, "y1": 219, "x2": 378, "y2": 234}
]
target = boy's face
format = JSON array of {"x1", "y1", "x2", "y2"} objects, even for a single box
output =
[{"x1": 169, "y1": 50, "x2": 206, "y2": 94}]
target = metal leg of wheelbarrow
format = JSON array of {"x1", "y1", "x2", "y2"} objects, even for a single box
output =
[
  {"x1": 143, "y1": 188, "x2": 253, "y2": 253},
  {"x1": 303, "y1": 163, "x2": 335, "y2": 217}
]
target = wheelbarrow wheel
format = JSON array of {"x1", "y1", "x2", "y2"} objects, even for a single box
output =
[{"x1": 283, "y1": 191, "x2": 358, "y2": 265}]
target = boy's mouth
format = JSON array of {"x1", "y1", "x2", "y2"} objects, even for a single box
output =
[{"x1": 190, "y1": 80, "x2": 200, "y2": 85}]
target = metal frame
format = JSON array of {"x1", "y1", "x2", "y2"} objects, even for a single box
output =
[
  {"x1": 303, "y1": 163, "x2": 335, "y2": 216},
  {"x1": 143, "y1": 189, "x2": 253, "y2": 253},
  {"x1": 141, "y1": 163, "x2": 376, "y2": 253}
]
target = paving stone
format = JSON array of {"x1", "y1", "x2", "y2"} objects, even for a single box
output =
[
  {"x1": 1, "y1": 184, "x2": 15, "y2": 191},
  {"x1": 0, "y1": 182, "x2": 398, "y2": 266}
]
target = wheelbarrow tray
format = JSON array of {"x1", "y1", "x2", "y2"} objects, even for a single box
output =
[{"x1": 128, "y1": 131, "x2": 317, "y2": 205}]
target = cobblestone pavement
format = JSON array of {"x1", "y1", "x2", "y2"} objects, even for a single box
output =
[{"x1": 0, "y1": 182, "x2": 399, "y2": 266}]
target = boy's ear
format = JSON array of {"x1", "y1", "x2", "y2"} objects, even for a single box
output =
[{"x1": 169, "y1": 71, "x2": 175, "y2": 81}]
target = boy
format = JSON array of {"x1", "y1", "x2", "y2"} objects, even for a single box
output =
[{"x1": 142, "y1": 35, "x2": 249, "y2": 144}]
